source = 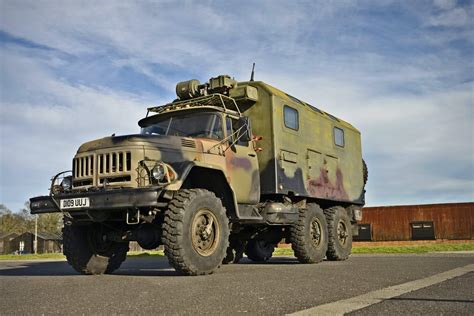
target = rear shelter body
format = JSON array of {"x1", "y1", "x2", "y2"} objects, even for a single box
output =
[
  {"x1": 237, "y1": 81, "x2": 365, "y2": 206},
  {"x1": 30, "y1": 74, "x2": 367, "y2": 276}
]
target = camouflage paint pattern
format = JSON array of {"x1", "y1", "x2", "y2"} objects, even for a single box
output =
[
  {"x1": 70, "y1": 76, "x2": 364, "y2": 209},
  {"x1": 235, "y1": 81, "x2": 365, "y2": 204}
]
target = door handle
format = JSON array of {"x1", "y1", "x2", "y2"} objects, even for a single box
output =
[{"x1": 248, "y1": 153, "x2": 256, "y2": 157}]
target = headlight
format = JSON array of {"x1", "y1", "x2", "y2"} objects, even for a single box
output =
[
  {"x1": 61, "y1": 176, "x2": 72, "y2": 191},
  {"x1": 151, "y1": 164, "x2": 166, "y2": 181}
]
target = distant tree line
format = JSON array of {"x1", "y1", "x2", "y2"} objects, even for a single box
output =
[{"x1": 0, "y1": 203, "x2": 62, "y2": 235}]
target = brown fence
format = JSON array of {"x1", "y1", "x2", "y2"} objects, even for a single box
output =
[{"x1": 358, "y1": 202, "x2": 473, "y2": 241}]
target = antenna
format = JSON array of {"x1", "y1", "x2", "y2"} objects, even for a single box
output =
[{"x1": 250, "y1": 62, "x2": 255, "y2": 81}]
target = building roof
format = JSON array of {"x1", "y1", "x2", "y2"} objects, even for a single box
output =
[
  {"x1": 10, "y1": 231, "x2": 62, "y2": 240},
  {"x1": 1, "y1": 231, "x2": 62, "y2": 241},
  {"x1": 27, "y1": 231, "x2": 63, "y2": 240},
  {"x1": 35, "y1": 231, "x2": 62, "y2": 240},
  {"x1": 0, "y1": 232, "x2": 19, "y2": 240}
]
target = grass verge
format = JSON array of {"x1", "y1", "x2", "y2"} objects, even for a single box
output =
[
  {"x1": 274, "y1": 242, "x2": 474, "y2": 255},
  {"x1": 351, "y1": 243, "x2": 474, "y2": 254},
  {"x1": 0, "y1": 243, "x2": 472, "y2": 260},
  {"x1": 127, "y1": 250, "x2": 165, "y2": 258},
  {"x1": 0, "y1": 250, "x2": 166, "y2": 261},
  {"x1": 0, "y1": 253, "x2": 66, "y2": 260},
  {"x1": 130, "y1": 243, "x2": 474, "y2": 257}
]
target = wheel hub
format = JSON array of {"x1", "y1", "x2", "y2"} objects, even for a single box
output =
[
  {"x1": 337, "y1": 220, "x2": 348, "y2": 245},
  {"x1": 191, "y1": 209, "x2": 220, "y2": 256},
  {"x1": 310, "y1": 218, "x2": 322, "y2": 247}
]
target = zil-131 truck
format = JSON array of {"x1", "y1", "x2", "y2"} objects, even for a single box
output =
[{"x1": 30, "y1": 74, "x2": 367, "y2": 275}]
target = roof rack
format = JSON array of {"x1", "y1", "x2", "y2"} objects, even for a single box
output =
[{"x1": 146, "y1": 94, "x2": 241, "y2": 117}]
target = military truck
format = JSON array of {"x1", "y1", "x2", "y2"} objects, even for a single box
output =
[{"x1": 30, "y1": 75, "x2": 367, "y2": 275}]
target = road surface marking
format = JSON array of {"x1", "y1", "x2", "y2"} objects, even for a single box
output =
[{"x1": 290, "y1": 264, "x2": 474, "y2": 316}]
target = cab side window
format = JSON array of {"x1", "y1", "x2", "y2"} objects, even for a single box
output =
[
  {"x1": 284, "y1": 105, "x2": 299, "y2": 130},
  {"x1": 226, "y1": 117, "x2": 249, "y2": 146},
  {"x1": 209, "y1": 115, "x2": 224, "y2": 140}
]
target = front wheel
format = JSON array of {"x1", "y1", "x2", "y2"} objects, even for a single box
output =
[
  {"x1": 62, "y1": 221, "x2": 129, "y2": 275},
  {"x1": 290, "y1": 204, "x2": 328, "y2": 264},
  {"x1": 162, "y1": 189, "x2": 230, "y2": 275}
]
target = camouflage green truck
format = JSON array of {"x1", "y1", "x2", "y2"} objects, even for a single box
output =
[{"x1": 30, "y1": 75, "x2": 367, "y2": 275}]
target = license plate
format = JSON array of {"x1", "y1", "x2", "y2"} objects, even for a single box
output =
[{"x1": 60, "y1": 197, "x2": 90, "y2": 210}]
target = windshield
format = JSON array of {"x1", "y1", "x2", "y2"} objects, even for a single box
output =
[{"x1": 141, "y1": 112, "x2": 224, "y2": 140}]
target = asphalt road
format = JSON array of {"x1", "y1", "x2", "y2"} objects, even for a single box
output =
[{"x1": 0, "y1": 253, "x2": 472, "y2": 315}]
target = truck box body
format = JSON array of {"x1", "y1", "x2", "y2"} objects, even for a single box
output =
[{"x1": 237, "y1": 81, "x2": 364, "y2": 205}]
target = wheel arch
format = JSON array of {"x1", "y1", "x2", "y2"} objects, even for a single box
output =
[{"x1": 175, "y1": 162, "x2": 238, "y2": 222}]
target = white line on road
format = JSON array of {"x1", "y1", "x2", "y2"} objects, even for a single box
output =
[{"x1": 290, "y1": 263, "x2": 474, "y2": 316}]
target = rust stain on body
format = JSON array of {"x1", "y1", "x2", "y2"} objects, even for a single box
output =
[
  {"x1": 308, "y1": 168, "x2": 349, "y2": 200},
  {"x1": 225, "y1": 151, "x2": 252, "y2": 171}
]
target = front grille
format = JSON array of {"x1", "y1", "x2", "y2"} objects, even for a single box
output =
[
  {"x1": 73, "y1": 155, "x2": 94, "y2": 177},
  {"x1": 97, "y1": 152, "x2": 131, "y2": 174},
  {"x1": 73, "y1": 151, "x2": 132, "y2": 188}
]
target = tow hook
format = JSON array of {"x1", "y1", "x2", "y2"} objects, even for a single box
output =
[{"x1": 126, "y1": 209, "x2": 140, "y2": 225}]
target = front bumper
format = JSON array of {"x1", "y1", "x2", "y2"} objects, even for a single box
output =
[{"x1": 30, "y1": 187, "x2": 165, "y2": 214}]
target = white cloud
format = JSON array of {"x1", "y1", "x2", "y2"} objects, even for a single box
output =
[
  {"x1": 0, "y1": 46, "x2": 155, "y2": 209},
  {"x1": 427, "y1": 7, "x2": 471, "y2": 27},
  {"x1": 257, "y1": 66, "x2": 473, "y2": 206},
  {"x1": 0, "y1": 0, "x2": 473, "y2": 210},
  {"x1": 433, "y1": 0, "x2": 457, "y2": 10}
]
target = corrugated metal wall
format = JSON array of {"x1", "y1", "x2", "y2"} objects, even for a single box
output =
[{"x1": 359, "y1": 202, "x2": 473, "y2": 241}]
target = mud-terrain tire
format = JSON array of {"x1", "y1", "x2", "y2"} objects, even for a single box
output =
[
  {"x1": 362, "y1": 159, "x2": 368, "y2": 185},
  {"x1": 290, "y1": 204, "x2": 328, "y2": 264},
  {"x1": 62, "y1": 222, "x2": 129, "y2": 275},
  {"x1": 324, "y1": 206, "x2": 352, "y2": 261},
  {"x1": 244, "y1": 239, "x2": 275, "y2": 262},
  {"x1": 162, "y1": 189, "x2": 229, "y2": 275}
]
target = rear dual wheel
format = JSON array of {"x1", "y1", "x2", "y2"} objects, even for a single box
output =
[
  {"x1": 324, "y1": 206, "x2": 353, "y2": 260},
  {"x1": 290, "y1": 204, "x2": 328, "y2": 263}
]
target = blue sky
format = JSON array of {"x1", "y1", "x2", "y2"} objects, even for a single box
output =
[{"x1": 0, "y1": 0, "x2": 473, "y2": 212}]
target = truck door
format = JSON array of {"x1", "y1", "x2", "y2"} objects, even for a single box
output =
[
  {"x1": 224, "y1": 117, "x2": 260, "y2": 204},
  {"x1": 307, "y1": 149, "x2": 323, "y2": 180}
]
